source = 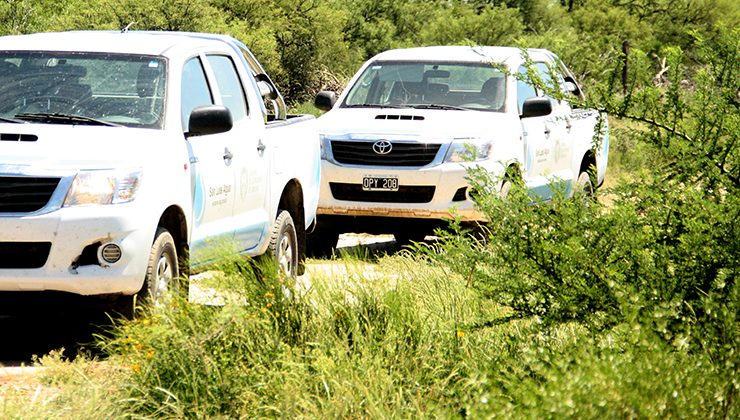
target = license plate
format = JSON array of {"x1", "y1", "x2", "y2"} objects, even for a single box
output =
[{"x1": 362, "y1": 176, "x2": 399, "y2": 191}]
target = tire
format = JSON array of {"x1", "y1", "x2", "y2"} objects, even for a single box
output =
[
  {"x1": 268, "y1": 210, "x2": 298, "y2": 278},
  {"x1": 499, "y1": 178, "x2": 513, "y2": 199},
  {"x1": 306, "y1": 228, "x2": 339, "y2": 258},
  {"x1": 140, "y1": 227, "x2": 180, "y2": 304},
  {"x1": 575, "y1": 170, "x2": 595, "y2": 198}
]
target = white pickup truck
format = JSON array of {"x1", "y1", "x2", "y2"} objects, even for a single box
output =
[
  {"x1": 312, "y1": 46, "x2": 609, "y2": 249},
  {"x1": 0, "y1": 31, "x2": 320, "y2": 308}
]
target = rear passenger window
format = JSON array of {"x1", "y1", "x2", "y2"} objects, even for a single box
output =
[
  {"x1": 181, "y1": 57, "x2": 213, "y2": 131},
  {"x1": 206, "y1": 55, "x2": 248, "y2": 121}
]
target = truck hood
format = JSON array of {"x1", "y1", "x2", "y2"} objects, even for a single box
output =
[
  {"x1": 318, "y1": 108, "x2": 511, "y2": 142},
  {"x1": 0, "y1": 123, "x2": 178, "y2": 173}
]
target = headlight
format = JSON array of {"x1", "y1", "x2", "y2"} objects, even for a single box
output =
[
  {"x1": 63, "y1": 168, "x2": 143, "y2": 207},
  {"x1": 319, "y1": 135, "x2": 332, "y2": 161},
  {"x1": 444, "y1": 141, "x2": 492, "y2": 163}
]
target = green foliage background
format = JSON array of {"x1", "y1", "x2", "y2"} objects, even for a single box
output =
[{"x1": 2, "y1": 0, "x2": 737, "y2": 102}]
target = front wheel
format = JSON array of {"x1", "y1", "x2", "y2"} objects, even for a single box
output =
[
  {"x1": 499, "y1": 178, "x2": 513, "y2": 199},
  {"x1": 111, "y1": 227, "x2": 181, "y2": 317},
  {"x1": 141, "y1": 227, "x2": 180, "y2": 304},
  {"x1": 268, "y1": 210, "x2": 298, "y2": 278},
  {"x1": 575, "y1": 170, "x2": 595, "y2": 198}
]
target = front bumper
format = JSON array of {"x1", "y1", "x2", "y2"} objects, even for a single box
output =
[
  {"x1": 0, "y1": 204, "x2": 152, "y2": 296},
  {"x1": 318, "y1": 159, "x2": 501, "y2": 222}
]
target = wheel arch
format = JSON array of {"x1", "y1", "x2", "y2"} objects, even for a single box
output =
[{"x1": 505, "y1": 162, "x2": 523, "y2": 183}]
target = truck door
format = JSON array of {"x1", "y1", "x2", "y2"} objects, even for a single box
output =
[
  {"x1": 204, "y1": 54, "x2": 268, "y2": 253},
  {"x1": 183, "y1": 56, "x2": 238, "y2": 264},
  {"x1": 533, "y1": 62, "x2": 575, "y2": 186},
  {"x1": 518, "y1": 63, "x2": 571, "y2": 200},
  {"x1": 518, "y1": 65, "x2": 553, "y2": 199}
]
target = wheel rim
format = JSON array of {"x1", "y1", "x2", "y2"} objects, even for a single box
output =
[
  {"x1": 578, "y1": 172, "x2": 594, "y2": 196},
  {"x1": 153, "y1": 253, "x2": 174, "y2": 298},
  {"x1": 500, "y1": 180, "x2": 511, "y2": 198},
  {"x1": 277, "y1": 233, "x2": 294, "y2": 276}
]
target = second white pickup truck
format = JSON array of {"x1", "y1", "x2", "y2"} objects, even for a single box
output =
[
  {"x1": 312, "y1": 46, "x2": 609, "y2": 250},
  {"x1": 0, "y1": 31, "x2": 320, "y2": 310}
]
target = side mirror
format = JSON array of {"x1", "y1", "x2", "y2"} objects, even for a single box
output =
[
  {"x1": 255, "y1": 74, "x2": 278, "y2": 100},
  {"x1": 563, "y1": 76, "x2": 581, "y2": 96},
  {"x1": 315, "y1": 91, "x2": 337, "y2": 112},
  {"x1": 520, "y1": 97, "x2": 552, "y2": 118},
  {"x1": 187, "y1": 105, "x2": 233, "y2": 137},
  {"x1": 256, "y1": 80, "x2": 276, "y2": 99}
]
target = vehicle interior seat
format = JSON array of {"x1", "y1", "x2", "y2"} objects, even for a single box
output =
[
  {"x1": 389, "y1": 81, "x2": 423, "y2": 105},
  {"x1": 50, "y1": 64, "x2": 93, "y2": 109},
  {"x1": 480, "y1": 77, "x2": 505, "y2": 111},
  {"x1": 424, "y1": 82, "x2": 449, "y2": 104}
]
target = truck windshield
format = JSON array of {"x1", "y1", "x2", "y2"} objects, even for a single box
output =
[
  {"x1": 0, "y1": 52, "x2": 166, "y2": 128},
  {"x1": 343, "y1": 61, "x2": 506, "y2": 112}
]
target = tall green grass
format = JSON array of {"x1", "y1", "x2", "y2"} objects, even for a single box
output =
[{"x1": 4, "y1": 250, "x2": 732, "y2": 418}]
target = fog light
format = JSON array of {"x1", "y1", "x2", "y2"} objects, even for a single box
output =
[{"x1": 99, "y1": 243, "x2": 122, "y2": 264}]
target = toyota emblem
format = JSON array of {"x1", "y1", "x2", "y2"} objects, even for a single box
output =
[{"x1": 372, "y1": 140, "x2": 392, "y2": 155}]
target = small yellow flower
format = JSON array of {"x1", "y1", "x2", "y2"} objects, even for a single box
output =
[
  {"x1": 142, "y1": 318, "x2": 151, "y2": 326},
  {"x1": 133, "y1": 343, "x2": 144, "y2": 351},
  {"x1": 265, "y1": 292, "x2": 274, "y2": 299},
  {"x1": 456, "y1": 330, "x2": 465, "y2": 338},
  {"x1": 146, "y1": 350, "x2": 155, "y2": 360},
  {"x1": 266, "y1": 302, "x2": 273, "y2": 309},
  {"x1": 131, "y1": 363, "x2": 141, "y2": 373}
]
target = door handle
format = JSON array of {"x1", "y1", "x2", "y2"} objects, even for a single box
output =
[
  {"x1": 223, "y1": 147, "x2": 233, "y2": 161},
  {"x1": 544, "y1": 124, "x2": 551, "y2": 135},
  {"x1": 565, "y1": 116, "x2": 572, "y2": 130},
  {"x1": 257, "y1": 140, "x2": 266, "y2": 154}
]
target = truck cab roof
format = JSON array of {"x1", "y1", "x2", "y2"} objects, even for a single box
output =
[
  {"x1": 0, "y1": 31, "x2": 239, "y2": 57},
  {"x1": 369, "y1": 45, "x2": 553, "y2": 69}
]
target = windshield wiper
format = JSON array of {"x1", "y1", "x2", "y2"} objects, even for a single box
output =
[
  {"x1": 0, "y1": 116, "x2": 26, "y2": 123},
  {"x1": 407, "y1": 104, "x2": 470, "y2": 111},
  {"x1": 343, "y1": 104, "x2": 410, "y2": 109},
  {"x1": 14, "y1": 113, "x2": 122, "y2": 127}
]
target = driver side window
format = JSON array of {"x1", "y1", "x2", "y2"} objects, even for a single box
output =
[
  {"x1": 181, "y1": 57, "x2": 213, "y2": 131},
  {"x1": 516, "y1": 65, "x2": 537, "y2": 115}
]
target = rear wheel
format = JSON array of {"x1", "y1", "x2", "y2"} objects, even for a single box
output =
[{"x1": 269, "y1": 210, "x2": 298, "y2": 278}]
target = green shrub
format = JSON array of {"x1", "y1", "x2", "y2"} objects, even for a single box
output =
[{"x1": 421, "y1": 25, "x2": 738, "y2": 415}]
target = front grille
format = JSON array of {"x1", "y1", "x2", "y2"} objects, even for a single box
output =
[
  {"x1": 331, "y1": 141, "x2": 441, "y2": 166},
  {"x1": 0, "y1": 242, "x2": 52, "y2": 268},
  {"x1": 0, "y1": 176, "x2": 60, "y2": 213},
  {"x1": 330, "y1": 183, "x2": 435, "y2": 203}
]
